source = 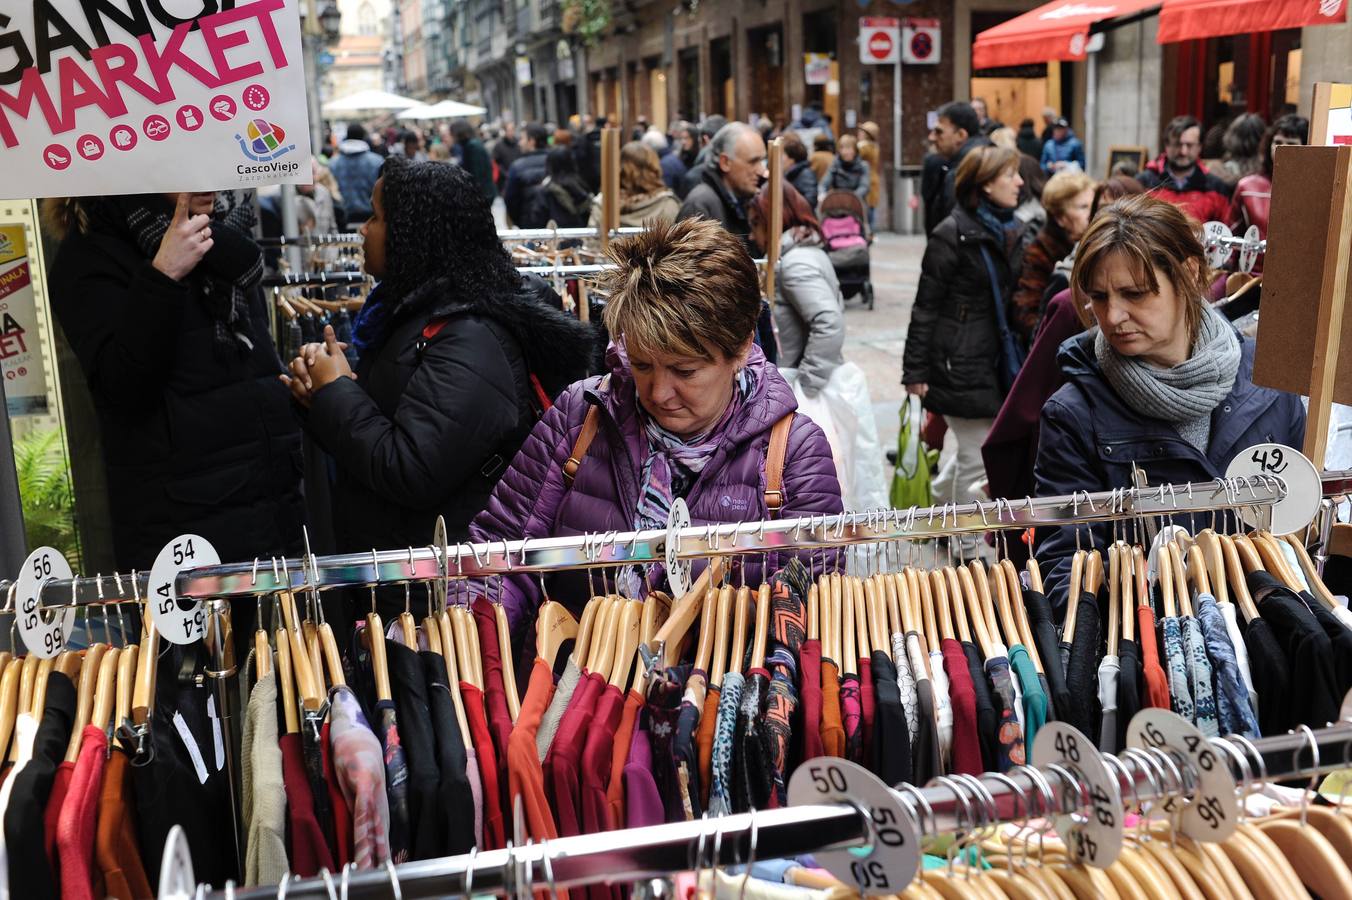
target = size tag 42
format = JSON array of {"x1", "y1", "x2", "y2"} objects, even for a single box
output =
[{"x1": 148, "y1": 535, "x2": 220, "y2": 645}]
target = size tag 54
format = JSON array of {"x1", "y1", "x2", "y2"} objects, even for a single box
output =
[{"x1": 148, "y1": 535, "x2": 220, "y2": 645}]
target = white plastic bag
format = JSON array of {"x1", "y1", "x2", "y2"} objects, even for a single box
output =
[{"x1": 781, "y1": 362, "x2": 888, "y2": 511}]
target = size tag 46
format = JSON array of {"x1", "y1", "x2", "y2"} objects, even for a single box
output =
[
  {"x1": 1127, "y1": 709, "x2": 1238, "y2": 841},
  {"x1": 148, "y1": 535, "x2": 220, "y2": 645}
]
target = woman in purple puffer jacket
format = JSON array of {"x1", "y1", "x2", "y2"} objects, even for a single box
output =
[{"x1": 471, "y1": 217, "x2": 844, "y2": 633}]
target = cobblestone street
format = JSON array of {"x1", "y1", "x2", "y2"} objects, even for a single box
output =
[{"x1": 840, "y1": 231, "x2": 926, "y2": 460}]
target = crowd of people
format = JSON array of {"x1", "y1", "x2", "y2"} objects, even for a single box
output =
[{"x1": 40, "y1": 95, "x2": 1316, "y2": 623}]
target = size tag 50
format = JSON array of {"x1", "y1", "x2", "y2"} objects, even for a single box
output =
[
  {"x1": 15, "y1": 547, "x2": 77, "y2": 658},
  {"x1": 787, "y1": 758, "x2": 919, "y2": 894},
  {"x1": 148, "y1": 535, "x2": 220, "y2": 645}
]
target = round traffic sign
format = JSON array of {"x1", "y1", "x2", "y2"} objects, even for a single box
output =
[
  {"x1": 910, "y1": 32, "x2": 933, "y2": 60},
  {"x1": 868, "y1": 31, "x2": 894, "y2": 60}
]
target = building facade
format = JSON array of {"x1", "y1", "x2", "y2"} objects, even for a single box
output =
[{"x1": 326, "y1": 0, "x2": 396, "y2": 102}]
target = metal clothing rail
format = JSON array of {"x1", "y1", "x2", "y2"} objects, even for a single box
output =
[
  {"x1": 261, "y1": 271, "x2": 372, "y2": 287},
  {"x1": 1322, "y1": 468, "x2": 1352, "y2": 497},
  {"x1": 0, "y1": 477, "x2": 1284, "y2": 608},
  {"x1": 499, "y1": 226, "x2": 646, "y2": 242},
  {"x1": 194, "y1": 718, "x2": 1352, "y2": 899},
  {"x1": 256, "y1": 233, "x2": 362, "y2": 247},
  {"x1": 518, "y1": 258, "x2": 771, "y2": 276}
]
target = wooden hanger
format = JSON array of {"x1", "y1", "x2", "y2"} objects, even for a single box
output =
[
  {"x1": 303, "y1": 617, "x2": 325, "y2": 695},
  {"x1": 254, "y1": 621, "x2": 272, "y2": 681},
  {"x1": 966, "y1": 562, "x2": 1001, "y2": 651},
  {"x1": 1159, "y1": 542, "x2": 1179, "y2": 618},
  {"x1": 750, "y1": 583, "x2": 772, "y2": 671},
  {"x1": 434, "y1": 597, "x2": 473, "y2": 748},
  {"x1": 114, "y1": 644, "x2": 138, "y2": 740},
  {"x1": 452, "y1": 604, "x2": 483, "y2": 689},
  {"x1": 649, "y1": 558, "x2": 724, "y2": 667},
  {"x1": 1218, "y1": 534, "x2": 1261, "y2": 622},
  {"x1": 610, "y1": 600, "x2": 642, "y2": 689},
  {"x1": 1169, "y1": 541, "x2": 1193, "y2": 617},
  {"x1": 571, "y1": 595, "x2": 600, "y2": 669},
  {"x1": 990, "y1": 562, "x2": 1022, "y2": 651},
  {"x1": 319, "y1": 618, "x2": 345, "y2": 690},
  {"x1": 64, "y1": 641, "x2": 108, "y2": 761},
  {"x1": 1196, "y1": 530, "x2": 1229, "y2": 605},
  {"x1": 1218, "y1": 829, "x2": 1298, "y2": 900},
  {"x1": 882, "y1": 571, "x2": 902, "y2": 641},
  {"x1": 1000, "y1": 560, "x2": 1043, "y2": 672},
  {"x1": 916, "y1": 568, "x2": 940, "y2": 653},
  {"x1": 1250, "y1": 533, "x2": 1302, "y2": 591},
  {"x1": 1260, "y1": 815, "x2": 1352, "y2": 900},
  {"x1": 587, "y1": 596, "x2": 617, "y2": 672},
  {"x1": 462, "y1": 603, "x2": 483, "y2": 686},
  {"x1": 827, "y1": 573, "x2": 843, "y2": 666},
  {"x1": 1106, "y1": 545, "x2": 1121, "y2": 658},
  {"x1": 366, "y1": 595, "x2": 393, "y2": 703},
  {"x1": 710, "y1": 585, "x2": 734, "y2": 688},
  {"x1": 849, "y1": 578, "x2": 869, "y2": 660},
  {"x1": 864, "y1": 576, "x2": 887, "y2": 658},
  {"x1": 275, "y1": 623, "x2": 301, "y2": 734},
  {"x1": 1063, "y1": 551, "x2": 1086, "y2": 646},
  {"x1": 131, "y1": 621, "x2": 159, "y2": 727},
  {"x1": 807, "y1": 583, "x2": 820, "y2": 643},
  {"x1": 693, "y1": 589, "x2": 717, "y2": 676},
  {"x1": 397, "y1": 592, "x2": 418, "y2": 650},
  {"x1": 928, "y1": 570, "x2": 955, "y2": 643},
  {"x1": 949, "y1": 567, "x2": 974, "y2": 644},
  {"x1": 895, "y1": 571, "x2": 917, "y2": 635},
  {"x1": 0, "y1": 657, "x2": 21, "y2": 763},
  {"x1": 959, "y1": 564, "x2": 994, "y2": 658},
  {"x1": 492, "y1": 595, "x2": 521, "y2": 720},
  {"x1": 30, "y1": 656, "x2": 56, "y2": 720},
  {"x1": 589, "y1": 598, "x2": 619, "y2": 682},
  {"x1": 1120, "y1": 543, "x2": 1135, "y2": 645},
  {"x1": 280, "y1": 592, "x2": 322, "y2": 712},
  {"x1": 89, "y1": 646, "x2": 121, "y2": 736},
  {"x1": 729, "y1": 585, "x2": 752, "y2": 677},
  {"x1": 1186, "y1": 542, "x2": 1213, "y2": 597},
  {"x1": 1084, "y1": 549, "x2": 1104, "y2": 596},
  {"x1": 1283, "y1": 534, "x2": 1338, "y2": 610},
  {"x1": 1265, "y1": 803, "x2": 1352, "y2": 869},
  {"x1": 840, "y1": 577, "x2": 857, "y2": 678}
]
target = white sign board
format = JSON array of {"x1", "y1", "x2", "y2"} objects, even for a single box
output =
[
  {"x1": 804, "y1": 53, "x2": 832, "y2": 86},
  {"x1": 0, "y1": 0, "x2": 312, "y2": 200},
  {"x1": 859, "y1": 18, "x2": 900, "y2": 66},
  {"x1": 902, "y1": 19, "x2": 941, "y2": 65}
]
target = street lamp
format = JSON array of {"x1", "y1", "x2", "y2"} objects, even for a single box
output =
[{"x1": 319, "y1": 2, "x2": 342, "y2": 42}]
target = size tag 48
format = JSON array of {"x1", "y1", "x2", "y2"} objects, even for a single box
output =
[
  {"x1": 148, "y1": 535, "x2": 220, "y2": 645},
  {"x1": 1031, "y1": 722, "x2": 1124, "y2": 867}
]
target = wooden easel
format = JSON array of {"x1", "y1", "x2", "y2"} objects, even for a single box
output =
[
  {"x1": 600, "y1": 127, "x2": 621, "y2": 256},
  {"x1": 764, "y1": 138, "x2": 783, "y2": 304},
  {"x1": 1250, "y1": 83, "x2": 1352, "y2": 471}
]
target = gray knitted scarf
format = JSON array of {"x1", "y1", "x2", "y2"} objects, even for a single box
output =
[{"x1": 1095, "y1": 304, "x2": 1241, "y2": 451}]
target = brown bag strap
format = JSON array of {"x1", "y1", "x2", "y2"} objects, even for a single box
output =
[
  {"x1": 563, "y1": 405, "x2": 600, "y2": 488},
  {"x1": 764, "y1": 413, "x2": 794, "y2": 517}
]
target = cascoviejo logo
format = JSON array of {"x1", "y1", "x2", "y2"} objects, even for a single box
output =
[{"x1": 235, "y1": 119, "x2": 296, "y2": 163}]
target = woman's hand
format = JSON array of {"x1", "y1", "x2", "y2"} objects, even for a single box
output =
[
  {"x1": 152, "y1": 193, "x2": 213, "y2": 281},
  {"x1": 905, "y1": 382, "x2": 929, "y2": 398},
  {"x1": 280, "y1": 329, "x2": 352, "y2": 407}
]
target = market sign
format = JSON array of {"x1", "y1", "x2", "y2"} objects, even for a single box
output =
[
  {"x1": 0, "y1": 0, "x2": 312, "y2": 200},
  {"x1": 0, "y1": 226, "x2": 48, "y2": 416}
]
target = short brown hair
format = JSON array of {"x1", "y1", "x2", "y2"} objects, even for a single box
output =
[
  {"x1": 954, "y1": 145, "x2": 1020, "y2": 210},
  {"x1": 1071, "y1": 193, "x2": 1209, "y2": 344},
  {"x1": 1041, "y1": 170, "x2": 1096, "y2": 220},
  {"x1": 779, "y1": 131, "x2": 807, "y2": 163},
  {"x1": 837, "y1": 134, "x2": 858, "y2": 154},
  {"x1": 598, "y1": 218, "x2": 761, "y2": 361},
  {"x1": 620, "y1": 141, "x2": 666, "y2": 197}
]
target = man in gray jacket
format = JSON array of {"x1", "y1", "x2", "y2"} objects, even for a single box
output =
[{"x1": 676, "y1": 122, "x2": 767, "y2": 251}]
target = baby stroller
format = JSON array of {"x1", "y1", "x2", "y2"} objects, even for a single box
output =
[{"x1": 819, "y1": 190, "x2": 874, "y2": 309}]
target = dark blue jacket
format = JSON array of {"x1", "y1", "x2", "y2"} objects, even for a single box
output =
[
  {"x1": 658, "y1": 146, "x2": 687, "y2": 191},
  {"x1": 1032, "y1": 329, "x2": 1305, "y2": 616}
]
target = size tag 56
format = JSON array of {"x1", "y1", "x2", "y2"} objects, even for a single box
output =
[
  {"x1": 148, "y1": 535, "x2": 220, "y2": 645},
  {"x1": 787, "y1": 758, "x2": 919, "y2": 894},
  {"x1": 15, "y1": 547, "x2": 77, "y2": 658}
]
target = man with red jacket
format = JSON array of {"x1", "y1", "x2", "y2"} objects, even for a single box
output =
[{"x1": 1137, "y1": 115, "x2": 1232, "y2": 223}]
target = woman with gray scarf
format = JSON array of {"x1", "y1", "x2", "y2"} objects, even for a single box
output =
[{"x1": 1031, "y1": 194, "x2": 1304, "y2": 616}]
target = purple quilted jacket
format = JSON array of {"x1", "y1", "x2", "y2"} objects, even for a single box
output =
[{"x1": 470, "y1": 343, "x2": 843, "y2": 631}]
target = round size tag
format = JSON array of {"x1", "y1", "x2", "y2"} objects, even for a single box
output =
[
  {"x1": 1237, "y1": 224, "x2": 1261, "y2": 275},
  {"x1": 787, "y1": 759, "x2": 919, "y2": 895},
  {"x1": 156, "y1": 825, "x2": 196, "y2": 900},
  {"x1": 148, "y1": 535, "x2": 220, "y2": 645},
  {"x1": 15, "y1": 547, "x2": 77, "y2": 659},
  {"x1": 1224, "y1": 443, "x2": 1320, "y2": 535},
  {"x1": 1127, "y1": 709, "x2": 1238, "y2": 841},
  {"x1": 664, "y1": 498, "x2": 692, "y2": 597},
  {"x1": 1031, "y1": 722, "x2": 1124, "y2": 867},
  {"x1": 1201, "y1": 221, "x2": 1233, "y2": 270}
]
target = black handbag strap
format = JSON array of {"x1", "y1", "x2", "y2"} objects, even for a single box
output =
[{"x1": 978, "y1": 243, "x2": 1018, "y2": 344}]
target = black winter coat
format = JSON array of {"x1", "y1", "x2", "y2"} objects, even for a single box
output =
[
  {"x1": 504, "y1": 150, "x2": 549, "y2": 226},
  {"x1": 786, "y1": 160, "x2": 819, "y2": 210},
  {"x1": 49, "y1": 221, "x2": 304, "y2": 570},
  {"x1": 1033, "y1": 330, "x2": 1306, "y2": 616},
  {"x1": 304, "y1": 274, "x2": 596, "y2": 553},
  {"x1": 902, "y1": 205, "x2": 1032, "y2": 419},
  {"x1": 676, "y1": 167, "x2": 753, "y2": 249}
]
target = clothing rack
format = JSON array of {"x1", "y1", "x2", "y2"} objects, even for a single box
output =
[
  {"x1": 256, "y1": 233, "x2": 363, "y2": 247},
  {"x1": 261, "y1": 272, "x2": 373, "y2": 288},
  {"x1": 0, "y1": 476, "x2": 1284, "y2": 610},
  {"x1": 518, "y1": 258, "x2": 771, "y2": 277},
  {"x1": 498, "y1": 226, "x2": 646, "y2": 243},
  {"x1": 187, "y1": 714, "x2": 1352, "y2": 899}
]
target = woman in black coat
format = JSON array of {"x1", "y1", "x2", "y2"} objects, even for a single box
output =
[
  {"x1": 528, "y1": 147, "x2": 593, "y2": 229},
  {"x1": 283, "y1": 158, "x2": 596, "y2": 557},
  {"x1": 902, "y1": 145, "x2": 1033, "y2": 519},
  {"x1": 44, "y1": 192, "x2": 305, "y2": 570}
]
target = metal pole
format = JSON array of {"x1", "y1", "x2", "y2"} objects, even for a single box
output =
[
  {"x1": 1086, "y1": 51, "x2": 1099, "y2": 177},
  {"x1": 891, "y1": 57, "x2": 903, "y2": 233},
  {"x1": 0, "y1": 382, "x2": 26, "y2": 579},
  {"x1": 204, "y1": 599, "x2": 243, "y2": 877},
  {"x1": 278, "y1": 185, "x2": 303, "y2": 274}
]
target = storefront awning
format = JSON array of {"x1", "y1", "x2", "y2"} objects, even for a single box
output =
[
  {"x1": 1158, "y1": 0, "x2": 1347, "y2": 42},
  {"x1": 972, "y1": 1, "x2": 1163, "y2": 70},
  {"x1": 974, "y1": 0, "x2": 1347, "y2": 70}
]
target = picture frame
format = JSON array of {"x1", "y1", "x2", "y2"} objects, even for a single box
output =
[{"x1": 1106, "y1": 145, "x2": 1147, "y2": 176}]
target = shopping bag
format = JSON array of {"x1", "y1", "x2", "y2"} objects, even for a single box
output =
[
  {"x1": 891, "y1": 396, "x2": 939, "y2": 510},
  {"x1": 781, "y1": 363, "x2": 889, "y2": 511}
]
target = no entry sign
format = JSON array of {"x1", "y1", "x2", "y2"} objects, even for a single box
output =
[{"x1": 860, "y1": 17, "x2": 901, "y2": 65}]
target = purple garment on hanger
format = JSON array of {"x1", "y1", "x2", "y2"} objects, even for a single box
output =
[{"x1": 622, "y1": 713, "x2": 665, "y2": 828}]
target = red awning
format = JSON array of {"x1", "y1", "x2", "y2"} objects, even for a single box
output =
[
  {"x1": 972, "y1": 0, "x2": 1162, "y2": 70},
  {"x1": 1158, "y1": 0, "x2": 1347, "y2": 42}
]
